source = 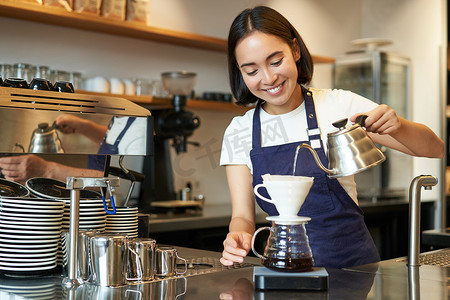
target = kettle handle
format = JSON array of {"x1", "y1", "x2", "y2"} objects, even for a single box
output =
[
  {"x1": 253, "y1": 184, "x2": 275, "y2": 204},
  {"x1": 251, "y1": 226, "x2": 270, "y2": 260},
  {"x1": 331, "y1": 115, "x2": 368, "y2": 129},
  {"x1": 332, "y1": 118, "x2": 348, "y2": 129}
]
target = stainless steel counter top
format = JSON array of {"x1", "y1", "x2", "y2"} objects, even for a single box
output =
[{"x1": 0, "y1": 247, "x2": 448, "y2": 299}]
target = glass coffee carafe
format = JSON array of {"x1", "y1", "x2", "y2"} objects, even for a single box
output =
[
  {"x1": 252, "y1": 174, "x2": 315, "y2": 272},
  {"x1": 251, "y1": 217, "x2": 314, "y2": 272}
]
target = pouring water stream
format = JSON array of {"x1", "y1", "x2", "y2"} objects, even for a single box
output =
[{"x1": 293, "y1": 145, "x2": 301, "y2": 176}]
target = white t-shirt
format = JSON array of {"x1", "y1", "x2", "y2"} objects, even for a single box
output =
[{"x1": 220, "y1": 88, "x2": 379, "y2": 203}]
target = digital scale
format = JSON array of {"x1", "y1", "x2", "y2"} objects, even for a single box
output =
[{"x1": 253, "y1": 266, "x2": 329, "y2": 291}]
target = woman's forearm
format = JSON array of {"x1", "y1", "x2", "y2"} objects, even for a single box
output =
[
  {"x1": 229, "y1": 216, "x2": 255, "y2": 235},
  {"x1": 383, "y1": 117, "x2": 444, "y2": 158}
]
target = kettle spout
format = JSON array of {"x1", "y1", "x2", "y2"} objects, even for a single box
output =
[{"x1": 296, "y1": 143, "x2": 337, "y2": 176}]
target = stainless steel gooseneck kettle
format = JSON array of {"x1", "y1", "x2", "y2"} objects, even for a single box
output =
[
  {"x1": 297, "y1": 115, "x2": 385, "y2": 178},
  {"x1": 28, "y1": 121, "x2": 65, "y2": 153}
]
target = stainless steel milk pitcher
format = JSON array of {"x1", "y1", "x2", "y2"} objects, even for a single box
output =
[
  {"x1": 128, "y1": 238, "x2": 157, "y2": 282},
  {"x1": 89, "y1": 233, "x2": 143, "y2": 287}
]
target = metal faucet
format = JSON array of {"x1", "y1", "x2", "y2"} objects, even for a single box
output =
[
  {"x1": 408, "y1": 175, "x2": 438, "y2": 266},
  {"x1": 62, "y1": 177, "x2": 120, "y2": 288}
]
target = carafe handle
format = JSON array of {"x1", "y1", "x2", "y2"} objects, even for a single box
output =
[
  {"x1": 253, "y1": 184, "x2": 275, "y2": 204},
  {"x1": 251, "y1": 226, "x2": 270, "y2": 260}
]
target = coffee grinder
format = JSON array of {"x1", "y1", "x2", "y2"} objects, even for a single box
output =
[{"x1": 140, "y1": 72, "x2": 201, "y2": 211}]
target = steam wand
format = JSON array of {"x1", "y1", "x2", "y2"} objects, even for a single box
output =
[{"x1": 119, "y1": 155, "x2": 135, "y2": 207}]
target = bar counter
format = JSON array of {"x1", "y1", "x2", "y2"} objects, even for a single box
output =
[
  {"x1": 0, "y1": 246, "x2": 448, "y2": 299},
  {"x1": 146, "y1": 197, "x2": 423, "y2": 233},
  {"x1": 145, "y1": 197, "x2": 434, "y2": 259}
]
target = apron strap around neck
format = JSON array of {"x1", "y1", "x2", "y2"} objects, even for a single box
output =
[
  {"x1": 252, "y1": 100, "x2": 264, "y2": 149},
  {"x1": 303, "y1": 88, "x2": 324, "y2": 150}
]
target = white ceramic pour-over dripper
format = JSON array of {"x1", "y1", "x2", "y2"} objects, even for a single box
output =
[{"x1": 254, "y1": 174, "x2": 314, "y2": 218}]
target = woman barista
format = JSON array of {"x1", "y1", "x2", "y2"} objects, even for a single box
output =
[{"x1": 219, "y1": 6, "x2": 444, "y2": 269}]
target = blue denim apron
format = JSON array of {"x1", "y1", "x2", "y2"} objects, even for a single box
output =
[
  {"x1": 87, "y1": 117, "x2": 136, "y2": 170},
  {"x1": 250, "y1": 88, "x2": 380, "y2": 268}
]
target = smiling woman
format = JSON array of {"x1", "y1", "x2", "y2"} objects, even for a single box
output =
[{"x1": 219, "y1": 5, "x2": 444, "y2": 270}]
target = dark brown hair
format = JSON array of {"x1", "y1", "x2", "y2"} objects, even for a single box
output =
[{"x1": 228, "y1": 6, "x2": 314, "y2": 106}]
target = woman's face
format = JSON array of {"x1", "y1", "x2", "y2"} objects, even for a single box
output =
[{"x1": 235, "y1": 31, "x2": 302, "y2": 114}]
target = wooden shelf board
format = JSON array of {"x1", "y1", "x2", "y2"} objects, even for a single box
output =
[
  {"x1": 0, "y1": 0, "x2": 336, "y2": 63},
  {"x1": 186, "y1": 99, "x2": 252, "y2": 113},
  {"x1": 0, "y1": 0, "x2": 227, "y2": 52},
  {"x1": 76, "y1": 90, "x2": 251, "y2": 113}
]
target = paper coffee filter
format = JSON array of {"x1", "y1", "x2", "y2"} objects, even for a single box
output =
[{"x1": 261, "y1": 174, "x2": 314, "y2": 182}]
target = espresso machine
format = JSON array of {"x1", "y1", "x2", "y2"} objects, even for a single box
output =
[
  {"x1": 139, "y1": 72, "x2": 201, "y2": 213},
  {"x1": 0, "y1": 83, "x2": 153, "y2": 287}
]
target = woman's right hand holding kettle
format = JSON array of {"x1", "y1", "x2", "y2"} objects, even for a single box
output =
[
  {"x1": 55, "y1": 113, "x2": 88, "y2": 135},
  {"x1": 351, "y1": 104, "x2": 444, "y2": 158},
  {"x1": 55, "y1": 113, "x2": 108, "y2": 145},
  {"x1": 350, "y1": 104, "x2": 400, "y2": 135}
]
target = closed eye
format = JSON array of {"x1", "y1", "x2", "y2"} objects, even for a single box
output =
[{"x1": 271, "y1": 58, "x2": 283, "y2": 66}]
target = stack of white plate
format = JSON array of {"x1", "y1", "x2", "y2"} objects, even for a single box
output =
[
  {"x1": 104, "y1": 207, "x2": 139, "y2": 238},
  {"x1": 59, "y1": 199, "x2": 107, "y2": 266},
  {"x1": 25, "y1": 178, "x2": 106, "y2": 231},
  {"x1": 62, "y1": 199, "x2": 107, "y2": 231},
  {"x1": 25, "y1": 177, "x2": 107, "y2": 266},
  {"x1": 0, "y1": 198, "x2": 64, "y2": 276}
]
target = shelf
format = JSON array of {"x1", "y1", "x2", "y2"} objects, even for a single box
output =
[
  {"x1": 0, "y1": 0, "x2": 336, "y2": 63},
  {"x1": 77, "y1": 90, "x2": 251, "y2": 114},
  {"x1": 0, "y1": 0, "x2": 226, "y2": 52}
]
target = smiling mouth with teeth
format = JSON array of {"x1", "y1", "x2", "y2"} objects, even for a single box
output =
[{"x1": 265, "y1": 81, "x2": 284, "y2": 94}]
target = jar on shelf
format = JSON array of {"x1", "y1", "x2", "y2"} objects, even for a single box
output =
[
  {"x1": 51, "y1": 70, "x2": 70, "y2": 83},
  {"x1": 69, "y1": 71, "x2": 83, "y2": 90},
  {"x1": 0, "y1": 64, "x2": 13, "y2": 80},
  {"x1": 13, "y1": 63, "x2": 33, "y2": 83},
  {"x1": 33, "y1": 65, "x2": 52, "y2": 80},
  {"x1": 134, "y1": 78, "x2": 151, "y2": 96}
]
